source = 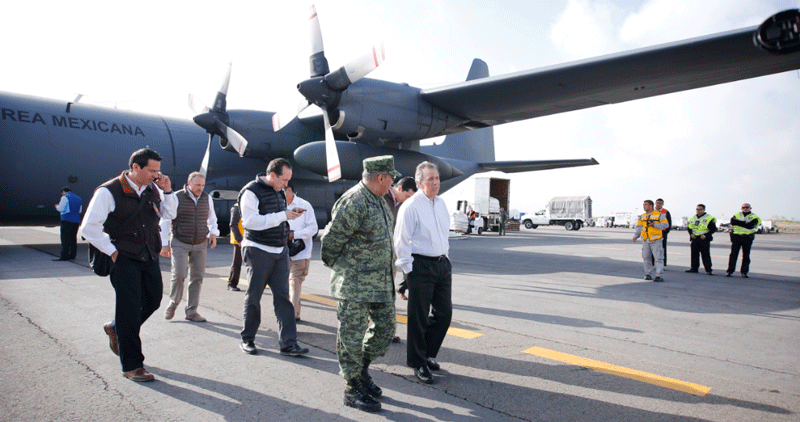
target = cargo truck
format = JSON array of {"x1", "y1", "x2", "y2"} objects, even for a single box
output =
[
  {"x1": 449, "y1": 177, "x2": 511, "y2": 234},
  {"x1": 521, "y1": 196, "x2": 593, "y2": 230}
]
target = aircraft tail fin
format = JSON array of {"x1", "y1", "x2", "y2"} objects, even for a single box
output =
[{"x1": 421, "y1": 59, "x2": 495, "y2": 163}]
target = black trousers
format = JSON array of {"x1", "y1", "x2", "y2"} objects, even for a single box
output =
[
  {"x1": 109, "y1": 255, "x2": 163, "y2": 372},
  {"x1": 727, "y1": 234, "x2": 754, "y2": 275},
  {"x1": 690, "y1": 237, "x2": 712, "y2": 271},
  {"x1": 227, "y1": 243, "x2": 242, "y2": 287},
  {"x1": 406, "y1": 254, "x2": 452, "y2": 368},
  {"x1": 59, "y1": 220, "x2": 80, "y2": 259}
]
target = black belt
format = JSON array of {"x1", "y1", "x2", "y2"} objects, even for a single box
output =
[{"x1": 412, "y1": 253, "x2": 448, "y2": 262}]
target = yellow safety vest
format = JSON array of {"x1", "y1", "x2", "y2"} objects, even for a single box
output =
[
  {"x1": 688, "y1": 214, "x2": 716, "y2": 235},
  {"x1": 231, "y1": 219, "x2": 244, "y2": 245},
  {"x1": 732, "y1": 212, "x2": 761, "y2": 236},
  {"x1": 638, "y1": 210, "x2": 666, "y2": 241}
]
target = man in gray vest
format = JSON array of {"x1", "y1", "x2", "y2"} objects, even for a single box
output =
[
  {"x1": 238, "y1": 158, "x2": 308, "y2": 357},
  {"x1": 160, "y1": 172, "x2": 219, "y2": 322}
]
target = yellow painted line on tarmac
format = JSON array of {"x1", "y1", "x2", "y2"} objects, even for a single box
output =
[
  {"x1": 217, "y1": 282, "x2": 483, "y2": 339},
  {"x1": 301, "y1": 293, "x2": 338, "y2": 307},
  {"x1": 770, "y1": 259, "x2": 800, "y2": 263},
  {"x1": 523, "y1": 346, "x2": 711, "y2": 396},
  {"x1": 302, "y1": 294, "x2": 482, "y2": 339}
]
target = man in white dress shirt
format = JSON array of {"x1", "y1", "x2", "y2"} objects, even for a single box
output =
[
  {"x1": 285, "y1": 181, "x2": 318, "y2": 321},
  {"x1": 79, "y1": 148, "x2": 177, "y2": 382},
  {"x1": 393, "y1": 161, "x2": 452, "y2": 384}
]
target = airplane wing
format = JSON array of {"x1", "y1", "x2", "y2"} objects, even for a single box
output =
[
  {"x1": 421, "y1": 11, "x2": 800, "y2": 131},
  {"x1": 479, "y1": 158, "x2": 599, "y2": 173}
]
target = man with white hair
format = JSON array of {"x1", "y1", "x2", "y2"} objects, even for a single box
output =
[
  {"x1": 160, "y1": 171, "x2": 219, "y2": 322},
  {"x1": 394, "y1": 161, "x2": 452, "y2": 385}
]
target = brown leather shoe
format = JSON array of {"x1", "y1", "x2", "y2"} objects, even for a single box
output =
[
  {"x1": 164, "y1": 305, "x2": 176, "y2": 320},
  {"x1": 185, "y1": 313, "x2": 207, "y2": 322},
  {"x1": 103, "y1": 322, "x2": 119, "y2": 356},
  {"x1": 123, "y1": 368, "x2": 155, "y2": 382}
]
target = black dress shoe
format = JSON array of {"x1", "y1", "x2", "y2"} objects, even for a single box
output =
[
  {"x1": 685, "y1": 269, "x2": 698, "y2": 273},
  {"x1": 415, "y1": 365, "x2": 434, "y2": 384},
  {"x1": 240, "y1": 341, "x2": 257, "y2": 355},
  {"x1": 706, "y1": 271, "x2": 713, "y2": 275},
  {"x1": 726, "y1": 272, "x2": 732, "y2": 277},
  {"x1": 227, "y1": 285, "x2": 241, "y2": 291},
  {"x1": 426, "y1": 357, "x2": 440, "y2": 371},
  {"x1": 741, "y1": 274, "x2": 749, "y2": 278},
  {"x1": 52, "y1": 258, "x2": 69, "y2": 261},
  {"x1": 280, "y1": 344, "x2": 309, "y2": 357}
]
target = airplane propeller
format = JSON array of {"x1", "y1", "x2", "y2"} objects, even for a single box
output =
[
  {"x1": 192, "y1": 62, "x2": 250, "y2": 177},
  {"x1": 289, "y1": 4, "x2": 384, "y2": 182}
]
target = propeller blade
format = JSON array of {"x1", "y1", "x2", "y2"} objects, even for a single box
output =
[
  {"x1": 272, "y1": 101, "x2": 312, "y2": 132},
  {"x1": 213, "y1": 62, "x2": 232, "y2": 112},
  {"x1": 308, "y1": 5, "x2": 329, "y2": 77},
  {"x1": 200, "y1": 133, "x2": 213, "y2": 177},
  {"x1": 214, "y1": 120, "x2": 249, "y2": 157},
  {"x1": 321, "y1": 109, "x2": 341, "y2": 182},
  {"x1": 188, "y1": 94, "x2": 209, "y2": 115},
  {"x1": 325, "y1": 43, "x2": 385, "y2": 91}
]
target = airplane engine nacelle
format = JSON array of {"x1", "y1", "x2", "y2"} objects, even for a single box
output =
[
  {"x1": 220, "y1": 111, "x2": 310, "y2": 158},
  {"x1": 294, "y1": 141, "x2": 463, "y2": 181}
]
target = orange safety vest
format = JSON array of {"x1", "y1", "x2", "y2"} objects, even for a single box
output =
[{"x1": 638, "y1": 210, "x2": 666, "y2": 241}]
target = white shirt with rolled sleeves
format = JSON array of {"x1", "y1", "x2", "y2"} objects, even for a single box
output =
[
  {"x1": 159, "y1": 189, "x2": 219, "y2": 246},
  {"x1": 287, "y1": 194, "x2": 318, "y2": 261},
  {"x1": 79, "y1": 173, "x2": 178, "y2": 257},
  {"x1": 239, "y1": 188, "x2": 289, "y2": 254},
  {"x1": 393, "y1": 190, "x2": 450, "y2": 275}
]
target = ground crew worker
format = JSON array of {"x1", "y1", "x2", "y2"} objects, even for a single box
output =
[
  {"x1": 686, "y1": 204, "x2": 717, "y2": 275},
  {"x1": 633, "y1": 200, "x2": 669, "y2": 282},
  {"x1": 726, "y1": 203, "x2": 761, "y2": 278}
]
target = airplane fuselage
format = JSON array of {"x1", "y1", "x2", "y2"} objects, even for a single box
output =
[{"x1": 0, "y1": 91, "x2": 356, "y2": 230}]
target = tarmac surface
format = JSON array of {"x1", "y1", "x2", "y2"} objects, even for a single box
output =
[{"x1": 1, "y1": 225, "x2": 798, "y2": 421}]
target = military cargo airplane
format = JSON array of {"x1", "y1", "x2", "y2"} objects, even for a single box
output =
[{"x1": 1, "y1": 7, "x2": 799, "y2": 232}]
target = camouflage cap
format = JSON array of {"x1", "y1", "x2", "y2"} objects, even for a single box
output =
[{"x1": 363, "y1": 155, "x2": 401, "y2": 178}]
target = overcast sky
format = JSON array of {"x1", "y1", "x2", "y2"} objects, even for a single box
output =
[{"x1": 2, "y1": 0, "x2": 799, "y2": 220}]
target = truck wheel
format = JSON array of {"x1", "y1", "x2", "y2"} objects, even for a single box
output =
[
  {"x1": 477, "y1": 227, "x2": 483, "y2": 235},
  {"x1": 564, "y1": 221, "x2": 574, "y2": 230},
  {"x1": 573, "y1": 222, "x2": 581, "y2": 231},
  {"x1": 524, "y1": 220, "x2": 533, "y2": 229},
  {"x1": 531, "y1": 225, "x2": 538, "y2": 229}
]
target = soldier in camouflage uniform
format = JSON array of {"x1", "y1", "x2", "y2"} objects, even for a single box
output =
[{"x1": 321, "y1": 156, "x2": 400, "y2": 413}]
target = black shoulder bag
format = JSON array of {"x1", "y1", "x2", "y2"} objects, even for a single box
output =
[{"x1": 88, "y1": 190, "x2": 151, "y2": 277}]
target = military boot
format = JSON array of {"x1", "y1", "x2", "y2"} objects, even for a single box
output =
[
  {"x1": 344, "y1": 378, "x2": 381, "y2": 412},
  {"x1": 361, "y1": 359, "x2": 383, "y2": 398}
]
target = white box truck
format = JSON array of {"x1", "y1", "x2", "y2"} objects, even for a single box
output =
[{"x1": 450, "y1": 177, "x2": 511, "y2": 234}]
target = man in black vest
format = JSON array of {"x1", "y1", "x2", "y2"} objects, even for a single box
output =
[
  {"x1": 160, "y1": 172, "x2": 219, "y2": 322},
  {"x1": 79, "y1": 148, "x2": 177, "y2": 382},
  {"x1": 238, "y1": 158, "x2": 308, "y2": 357}
]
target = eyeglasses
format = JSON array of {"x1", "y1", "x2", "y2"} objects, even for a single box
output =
[{"x1": 742, "y1": 206, "x2": 750, "y2": 209}]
